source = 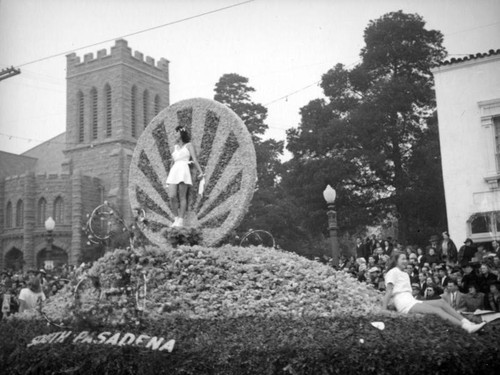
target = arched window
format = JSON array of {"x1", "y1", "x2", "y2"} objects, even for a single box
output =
[
  {"x1": 77, "y1": 91, "x2": 84, "y2": 143},
  {"x1": 143, "y1": 90, "x2": 149, "y2": 128},
  {"x1": 154, "y1": 94, "x2": 161, "y2": 116},
  {"x1": 5, "y1": 201, "x2": 12, "y2": 228},
  {"x1": 15, "y1": 199, "x2": 24, "y2": 227},
  {"x1": 37, "y1": 198, "x2": 47, "y2": 226},
  {"x1": 131, "y1": 85, "x2": 137, "y2": 138},
  {"x1": 105, "y1": 84, "x2": 112, "y2": 137},
  {"x1": 91, "y1": 87, "x2": 98, "y2": 140},
  {"x1": 53, "y1": 196, "x2": 64, "y2": 224}
]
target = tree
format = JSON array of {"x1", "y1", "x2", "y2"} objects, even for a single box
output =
[
  {"x1": 284, "y1": 11, "x2": 447, "y2": 243},
  {"x1": 404, "y1": 112, "x2": 447, "y2": 244},
  {"x1": 215, "y1": 74, "x2": 309, "y2": 252},
  {"x1": 214, "y1": 73, "x2": 283, "y2": 188}
]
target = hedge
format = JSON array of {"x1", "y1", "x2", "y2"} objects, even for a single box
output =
[{"x1": 2, "y1": 314, "x2": 500, "y2": 375}]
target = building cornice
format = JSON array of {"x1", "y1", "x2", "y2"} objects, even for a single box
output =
[{"x1": 432, "y1": 50, "x2": 500, "y2": 74}]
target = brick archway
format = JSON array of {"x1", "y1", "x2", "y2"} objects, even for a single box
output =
[
  {"x1": 4, "y1": 247, "x2": 24, "y2": 272},
  {"x1": 36, "y1": 246, "x2": 68, "y2": 269}
]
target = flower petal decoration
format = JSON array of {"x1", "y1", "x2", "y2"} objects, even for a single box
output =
[
  {"x1": 129, "y1": 98, "x2": 257, "y2": 247},
  {"x1": 39, "y1": 245, "x2": 382, "y2": 325}
]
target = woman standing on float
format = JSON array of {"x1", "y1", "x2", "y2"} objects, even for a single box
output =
[
  {"x1": 166, "y1": 125, "x2": 204, "y2": 227},
  {"x1": 382, "y1": 252, "x2": 486, "y2": 334}
]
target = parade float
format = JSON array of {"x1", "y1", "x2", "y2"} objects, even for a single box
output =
[{"x1": 1, "y1": 99, "x2": 499, "y2": 375}]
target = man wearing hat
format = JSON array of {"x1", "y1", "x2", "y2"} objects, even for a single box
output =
[
  {"x1": 428, "y1": 234, "x2": 441, "y2": 256},
  {"x1": 462, "y1": 262, "x2": 478, "y2": 292},
  {"x1": 458, "y1": 238, "x2": 476, "y2": 267},
  {"x1": 411, "y1": 283, "x2": 423, "y2": 300}
]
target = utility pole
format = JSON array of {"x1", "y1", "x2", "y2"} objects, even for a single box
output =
[{"x1": 0, "y1": 66, "x2": 21, "y2": 82}]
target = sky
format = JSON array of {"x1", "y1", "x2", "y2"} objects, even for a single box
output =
[{"x1": 0, "y1": 0, "x2": 499, "y2": 159}]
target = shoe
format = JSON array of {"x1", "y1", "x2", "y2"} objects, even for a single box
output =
[
  {"x1": 463, "y1": 321, "x2": 486, "y2": 334},
  {"x1": 171, "y1": 217, "x2": 179, "y2": 227}
]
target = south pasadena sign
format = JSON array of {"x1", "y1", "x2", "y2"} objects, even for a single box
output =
[{"x1": 27, "y1": 330, "x2": 175, "y2": 352}]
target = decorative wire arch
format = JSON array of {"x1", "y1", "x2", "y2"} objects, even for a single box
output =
[
  {"x1": 41, "y1": 203, "x2": 151, "y2": 328},
  {"x1": 239, "y1": 229, "x2": 276, "y2": 249},
  {"x1": 84, "y1": 201, "x2": 148, "y2": 249}
]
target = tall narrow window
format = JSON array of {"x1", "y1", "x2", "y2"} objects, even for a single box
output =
[
  {"x1": 131, "y1": 85, "x2": 137, "y2": 138},
  {"x1": 53, "y1": 196, "x2": 64, "y2": 224},
  {"x1": 91, "y1": 87, "x2": 98, "y2": 140},
  {"x1": 37, "y1": 198, "x2": 47, "y2": 226},
  {"x1": 105, "y1": 84, "x2": 112, "y2": 137},
  {"x1": 5, "y1": 201, "x2": 12, "y2": 228},
  {"x1": 154, "y1": 94, "x2": 161, "y2": 116},
  {"x1": 495, "y1": 117, "x2": 500, "y2": 171},
  {"x1": 77, "y1": 91, "x2": 84, "y2": 143},
  {"x1": 143, "y1": 90, "x2": 149, "y2": 128},
  {"x1": 15, "y1": 199, "x2": 24, "y2": 227}
]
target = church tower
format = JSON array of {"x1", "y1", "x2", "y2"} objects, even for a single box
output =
[{"x1": 63, "y1": 39, "x2": 170, "y2": 223}]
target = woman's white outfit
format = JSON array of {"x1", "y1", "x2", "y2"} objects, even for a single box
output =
[
  {"x1": 19, "y1": 288, "x2": 46, "y2": 310},
  {"x1": 166, "y1": 144, "x2": 192, "y2": 185},
  {"x1": 385, "y1": 267, "x2": 422, "y2": 314}
]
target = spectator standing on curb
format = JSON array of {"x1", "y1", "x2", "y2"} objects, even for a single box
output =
[
  {"x1": 441, "y1": 231, "x2": 458, "y2": 264},
  {"x1": 458, "y1": 239, "x2": 476, "y2": 267},
  {"x1": 355, "y1": 237, "x2": 369, "y2": 262}
]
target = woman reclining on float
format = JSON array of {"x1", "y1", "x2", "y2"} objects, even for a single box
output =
[{"x1": 382, "y1": 252, "x2": 486, "y2": 334}]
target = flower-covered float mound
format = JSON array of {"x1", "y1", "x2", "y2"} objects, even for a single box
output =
[{"x1": 38, "y1": 245, "x2": 382, "y2": 325}]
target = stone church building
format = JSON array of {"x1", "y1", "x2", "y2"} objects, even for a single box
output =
[{"x1": 0, "y1": 39, "x2": 170, "y2": 270}]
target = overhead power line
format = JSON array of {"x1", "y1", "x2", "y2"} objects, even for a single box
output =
[
  {"x1": 15, "y1": 0, "x2": 255, "y2": 68},
  {"x1": 445, "y1": 21, "x2": 500, "y2": 36}
]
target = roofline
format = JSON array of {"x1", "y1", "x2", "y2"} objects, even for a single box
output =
[
  {"x1": 21, "y1": 132, "x2": 66, "y2": 155},
  {"x1": 432, "y1": 50, "x2": 500, "y2": 74},
  {"x1": 0, "y1": 150, "x2": 37, "y2": 160}
]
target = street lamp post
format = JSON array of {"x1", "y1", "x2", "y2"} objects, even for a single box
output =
[
  {"x1": 323, "y1": 185, "x2": 340, "y2": 267},
  {"x1": 44, "y1": 217, "x2": 55, "y2": 270}
]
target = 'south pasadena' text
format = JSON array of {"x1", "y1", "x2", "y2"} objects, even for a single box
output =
[{"x1": 27, "y1": 330, "x2": 175, "y2": 352}]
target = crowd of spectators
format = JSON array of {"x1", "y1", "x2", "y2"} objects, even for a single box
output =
[
  {"x1": 0, "y1": 264, "x2": 75, "y2": 319},
  {"x1": 339, "y1": 232, "x2": 500, "y2": 313}
]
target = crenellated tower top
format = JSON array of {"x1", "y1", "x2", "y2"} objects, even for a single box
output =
[
  {"x1": 66, "y1": 39, "x2": 169, "y2": 81},
  {"x1": 65, "y1": 39, "x2": 170, "y2": 152}
]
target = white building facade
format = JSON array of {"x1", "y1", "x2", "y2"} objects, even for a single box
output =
[{"x1": 433, "y1": 50, "x2": 500, "y2": 244}]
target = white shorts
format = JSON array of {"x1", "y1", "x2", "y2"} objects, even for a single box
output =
[{"x1": 393, "y1": 292, "x2": 422, "y2": 314}]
